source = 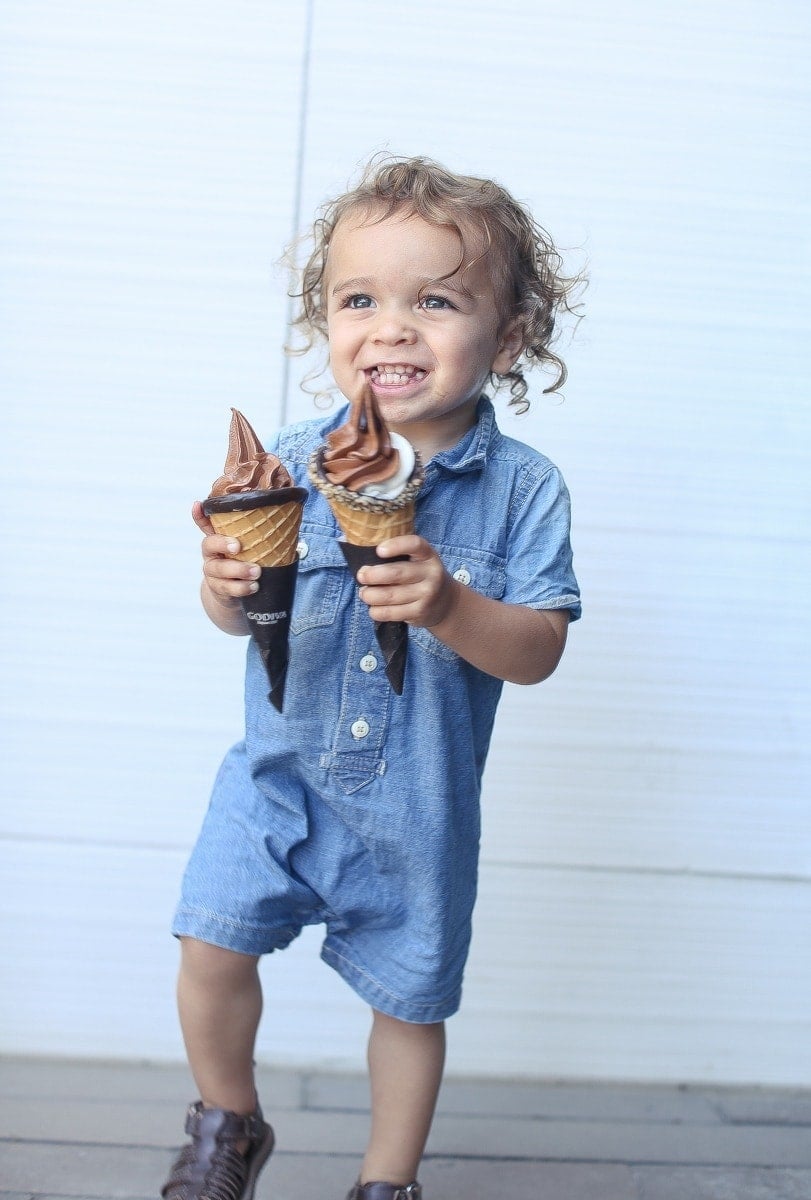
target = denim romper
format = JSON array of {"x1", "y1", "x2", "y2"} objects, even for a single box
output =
[{"x1": 173, "y1": 397, "x2": 581, "y2": 1023}]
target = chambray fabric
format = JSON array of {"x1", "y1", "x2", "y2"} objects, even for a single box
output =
[{"x1": 173, "y1": 397, "x2": 580, "y2": 1022}]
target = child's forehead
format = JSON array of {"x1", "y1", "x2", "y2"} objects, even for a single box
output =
[{"x1": 328, "y1": 204, "x2": 491, "y2": 276}]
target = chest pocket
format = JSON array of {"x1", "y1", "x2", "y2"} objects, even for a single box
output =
[
  {"x1": 290, "y1": 525, "x2": 347, "y2": 634},
  {"x1": 410, "y1": 545, "x2": 507, "y2": 663}
]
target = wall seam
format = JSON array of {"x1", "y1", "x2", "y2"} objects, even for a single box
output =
[{"x1": 279, "y1": 0, "x2": 315, "y2": 424}]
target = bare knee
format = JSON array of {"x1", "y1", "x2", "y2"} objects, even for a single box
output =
[
  {"x1": 179, "y1": 937, "x2": 259, "y2": 989},
  {"x1": 371, "y1": 1009, "x2": 445, "y2": 1045}
]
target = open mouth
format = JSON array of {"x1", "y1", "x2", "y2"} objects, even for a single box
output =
[{"x1": 369, "y1": 364, "x2": 427, "y2": 386}]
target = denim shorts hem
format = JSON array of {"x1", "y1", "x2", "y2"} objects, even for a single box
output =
[
  {"x1": 321, "y1": 941, "x2": 461, "y2": 1024},
  {"x1": 172, "y1": 907, "x2": 299, "y2": 956}
]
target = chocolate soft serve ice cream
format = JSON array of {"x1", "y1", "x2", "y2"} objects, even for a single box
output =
[
  {"x1": 203, "y1": 408, "x2": 307, "y2": 711},
  {"x1": 205, "y1": 408, "x2": 305, "y2": 566},
  {"x1": 308, "y1": 384, "x2": 424, "y2": 693},
  {"x1": 308, "y1": 382, "x2": 423, "y2": 543}
]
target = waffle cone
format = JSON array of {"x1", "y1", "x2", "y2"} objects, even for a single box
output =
[
  {"x1": 308, "y1": 448, "x2": 423, "y2": 547},
  {"x1": 208, "y1": 500, "x2": 304, "y2": 567},
  {"x1": 325, "y1": 495, "x2": 414, "y2": 545}
]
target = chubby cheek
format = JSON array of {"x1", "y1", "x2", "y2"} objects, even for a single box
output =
[
  {"x1": 326, "y1": 324, "x2": 357, "y2": 372},
  {"x1": 443, "y1": 333, "x2": 498, "y2": 384},
  {"x1": 326, "y1": 314, "x2": 345, "y2": 350}
]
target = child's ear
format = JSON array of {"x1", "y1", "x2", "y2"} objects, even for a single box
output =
[{"x1": 492, "y1": 317, "x2": 524, "y2": 374}]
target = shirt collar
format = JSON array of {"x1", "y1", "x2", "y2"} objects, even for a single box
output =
[{"x1": 429, "y1": 396, "x2": 498, "y2": 475}]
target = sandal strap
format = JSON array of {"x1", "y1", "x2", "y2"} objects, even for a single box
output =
[
  {"x1": 163, "y1": 1100, "x2": 274, "y2": 1200},
  {"x1": 349, "y1": 1183, "x2": 422, "y2": 1200},
  {"x1": 184, "y1": 1100, "x2": 267, "y2": 1143}
]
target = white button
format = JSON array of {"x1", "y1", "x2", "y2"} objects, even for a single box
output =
[
  {"x1": 351, "y1": 718, "x2": 370, "y2": 739},
  {"x1": 360, "y1": 653, "x2": 378, "y2": 673},
  {"x1": 296, "y1": 539, "x2": 309, "y2": 560},
  {"x1": 453, "y1": 566, "x2": 471, "y2": 585}
]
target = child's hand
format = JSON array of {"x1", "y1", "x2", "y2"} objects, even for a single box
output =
[
  {"x1": 355, "y1": 535, "x2": 456, "y2": 629},
  {"x1": 192, "y1": 500, "x2": 260, "y2": 607},
  {"x1": 357, "y1": 530, "x2": 569, "y2": 684}
]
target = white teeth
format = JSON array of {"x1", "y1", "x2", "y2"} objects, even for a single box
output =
[{"x1": 371, "y1": 364, "x2": 426, "y2": 384}]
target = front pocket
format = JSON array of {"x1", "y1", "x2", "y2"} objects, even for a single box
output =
[
  {"x1": 410, "y1": 546, "x2": 507, "y2": 663},
  {"x1": 290, "y1": 525, "x2": 348, "y2": 634}
]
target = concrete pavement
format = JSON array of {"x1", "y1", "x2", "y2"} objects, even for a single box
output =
[{"x1": 1, "y1": 1057, "x2": 810, "y2": 1199}]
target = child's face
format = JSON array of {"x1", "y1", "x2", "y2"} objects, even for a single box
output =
[{"x1": 324, "y1": 208, "x2": 521, "y2": 451}]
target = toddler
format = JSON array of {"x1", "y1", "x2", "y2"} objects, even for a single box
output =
[{"x1": 162, "y1": 155, "x2": 582, "y2": 1200}]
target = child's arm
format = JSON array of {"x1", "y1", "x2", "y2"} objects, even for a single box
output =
[
  {"x1": 192, "y1": 501, "x2": 256, "y2": 636},
  {"x1": 356, "y1": 535, "x2": 569, "y2": 685}
]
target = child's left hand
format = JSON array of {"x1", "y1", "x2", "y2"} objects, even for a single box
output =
[
  {"x1": 356, "y1": 533, "x2": 568, "y2": 684},
  {"x1": 355, "y1": 535, "x2": 455, "y2": 629}
]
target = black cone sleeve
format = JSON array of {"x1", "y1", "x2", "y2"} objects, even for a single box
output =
[
  {"x1": 339, "y1": 541, "x2": 409, "y2": 695},
  {"x1": 239, "y1": 561, "x2": 299, "y2": 712}
]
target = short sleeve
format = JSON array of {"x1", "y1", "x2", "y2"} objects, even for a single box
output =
[{"x1": 503, "y1": 464, "x2": 581, "y2": 621}]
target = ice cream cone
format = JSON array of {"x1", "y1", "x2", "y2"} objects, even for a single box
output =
[
  {"x1": 204, "y1": 489, "x2": 306, "y2": 567},
  {"x1": 307, "y1": 449, "x2": 423, "y2": 545},
  {"x1": 307, "y1": 451, "x2": 424, "y2": 694},
  {"x1": 239, "y1": 561, "x2": 299, "y2": 712},
  {"x1": 203, "y1": 487, "x2": 308, "y2": 711},
  {"x1": 324, "y1": 494, "x2": 416, "y2": 545},
  {"x1": 335, "y1": 542, "x2": 409, "y2": 694},
  {"x1": 306, "y1": 379, "x2": 425, "y2": 695}
]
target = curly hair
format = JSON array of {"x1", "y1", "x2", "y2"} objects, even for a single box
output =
[{"x1": 288, "y1": 155, "x2": 584, "y2": 411}]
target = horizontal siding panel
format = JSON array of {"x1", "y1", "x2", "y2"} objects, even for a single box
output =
[
  {"x1": 457, "y1": 864, "x2": 811, "y2": 1084},
  {"x1": 3, "y1": 842, "x2": 809, "y2": 1085},
  {"x1": 0, "y1": 840, "x2": 369, "y2": 1067}
]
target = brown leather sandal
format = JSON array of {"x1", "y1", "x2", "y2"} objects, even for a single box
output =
[
  {"x1": 161, "y1": 1101, "x2": 274, "y2": 1200},
  {"x1": 346, "y1": 1184, "x2": 422, "y2": 1200}
]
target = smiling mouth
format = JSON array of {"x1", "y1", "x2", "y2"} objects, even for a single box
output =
[{"x1": 369, "y1": 364, "x2": 427, "y2": 385}]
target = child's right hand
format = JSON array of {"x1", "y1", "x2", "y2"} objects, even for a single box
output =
[{"x1": 192, "y1": 500, "x2": 260, "y2": 620}]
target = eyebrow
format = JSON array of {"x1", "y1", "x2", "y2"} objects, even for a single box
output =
[
  {"x1": 330, "y1": 275, "x2": 472, "y2": 296},
  {"x1": 330, "y1": 276, "x2": 375, "y2": 294}
]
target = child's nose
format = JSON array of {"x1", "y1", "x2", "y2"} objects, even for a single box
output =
[{"x1": 370, "y1": 310, "x2": 417, "y2": 345}]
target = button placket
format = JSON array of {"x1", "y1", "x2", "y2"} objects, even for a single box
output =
[{"x1": 332, "y1": 594, "x2": 392, "y2": 756}]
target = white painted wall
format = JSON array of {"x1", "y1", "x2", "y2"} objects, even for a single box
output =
[{"x1": 1, "y1": 1, "x2": 809, "y2": 1085}]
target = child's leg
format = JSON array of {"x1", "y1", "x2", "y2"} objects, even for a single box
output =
[
  {"x1": 361, "y1": 1010, "x2": 446, "y2": 1185},
  {"x1": 162, "y1": 939, "x2": 274, "y2": 1199},
  {"x1": 176, "y1": 936, "x2": 262, "y2": 1113}
]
